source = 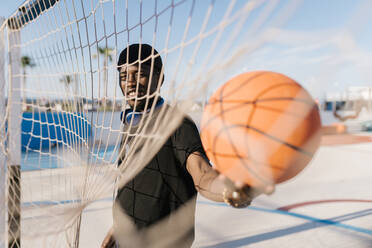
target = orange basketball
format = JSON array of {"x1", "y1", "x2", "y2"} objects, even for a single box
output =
[{"x1": 200, "y1": 71, "x2": 321, "y2": 187}]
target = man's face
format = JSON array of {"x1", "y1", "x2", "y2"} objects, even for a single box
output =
[{"x1": 119, "y1": 64, "x2": 160, "y2": 111}]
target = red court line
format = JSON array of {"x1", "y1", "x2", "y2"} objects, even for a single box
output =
[
  {"x1": 278, "y1": 199, "x2": 372, "y2": 211},
  {"x1": 321, "y1": 134, "x2": 372, "y2": 146}
]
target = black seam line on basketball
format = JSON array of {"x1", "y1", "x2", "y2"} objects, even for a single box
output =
[
  {"x1": 205, "y1": 77, "x2": 310, "y2": 180},
  {"x1": 215, "y1": 81, "x2": 226, "y2": 164},
  {"x1": 219, "y1": 82, "x2": 239, "y2": 164},
  {"x1": 208, "y1": 97, "x2": 315, "y2": 106},
  {"x1": 212, "y1": 106, "x2": 268, "y2": 184},
  {"x1": 207, "y1": 151, "x2": 284, "y2": 186},
  {"x1": 201, "y1": 99, "x2": 266, "y2": 134},
  {"x1": 201, "y1": 100, "x2": 251, "y2": 132},
  {"x1": 250, "y1": 104, "x2": 313, "y2": 118},
  {"x1": 241, "y1": 124, "x2": 314, "y2": 157},
  {"x1": 206, "y1": 149, "x2": 290, "y2": 171},
  {"x1": 201, "y1": 97, "x2": 315, "y2": 134},
  {"x1": 155, "y1": 155, "x2": 185, "y2": 204},
  {"x1": 206, "y1": 97, "x2": 314, "y2": 118},
  {"x1": 213, "y1": 72, "x2": 295, "y2": 106},
  {"x1": 207, "y1": 140, "x2": 284, "y2": 171},
  {"x1": 255, "y1": 97, "x2": 314, "y2": 105},
  {"x1": 211, "y1": 80, "x2": 227, "y2": 170},
  {"x1": 202, "y1": 72, "x2": 270, "y2": 131},
  {"x1": 250, "y1": 81, "x2": 305, "y2": 107},
  {"x1": 221, "y1": 72, "x2": 268, "y2": 99},
  {"x1": 246, "y1": 100, "x2": 257, "y2": 160},
  {"x1": 204, "y1": 81, "x2": 307, "y2": 126},
  {"x1": 202, "y1": 81, "x2": 312, "y2": 131},
  {"x1": 209, "y1": 121, "x2": 313, "y2": 183}
]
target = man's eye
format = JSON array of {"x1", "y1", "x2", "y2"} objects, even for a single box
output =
[{"x1": 120, "y1": 74, "x2": 127, "y2": 79}]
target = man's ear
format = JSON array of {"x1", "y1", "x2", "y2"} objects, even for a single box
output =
[
  {"x1": 154, "y1": 72, "x2": 164, "y2": 87},
  {"x1": 159, "y1": 71, "x2": 165, "y2": 86}
]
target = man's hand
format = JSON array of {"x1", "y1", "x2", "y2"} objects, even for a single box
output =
[
  {"x1": 186, "y1": 152, "x2": 275, "y2": 205},
  {"x1": 101, "y1": 227, "x2": 116, "y2": 248},
  {"x1": 220, "y1": 175, "x2": 274, "y2": 208}
]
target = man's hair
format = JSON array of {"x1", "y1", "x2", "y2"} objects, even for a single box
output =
[{"x1": 117, "y1": 43, "x2": 163, "y2": 73}]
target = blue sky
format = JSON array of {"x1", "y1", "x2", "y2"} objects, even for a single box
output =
[
  {"x1": 1, "y1": 0, "x2": 372, "y2": 101},
  {"x1": 0, "y1": 0, "x2": 25, "y2": 18}
]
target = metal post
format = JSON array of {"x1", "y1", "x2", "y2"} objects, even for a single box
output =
[
  {"x1": 0, "y1": 17, "x2": 6, "y2": 248},
  {"x1": 7, "y1": 27, "x2": 21, "y2": 248}
]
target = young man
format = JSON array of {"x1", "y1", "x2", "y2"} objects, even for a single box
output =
[{"x1": 102, "y1": 44, "x2": 273, "y2": 248}]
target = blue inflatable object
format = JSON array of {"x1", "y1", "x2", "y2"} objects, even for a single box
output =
[{"x1": 22, "y1": 112, "x2": 91, "y2": 151}]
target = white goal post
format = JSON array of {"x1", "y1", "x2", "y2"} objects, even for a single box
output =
[
  {"x1": 1, "y1": 16, "x2": 23, "y2": 248},
  {"x1": 0, "y1": 17, "x2": 6, "y2": 248}
]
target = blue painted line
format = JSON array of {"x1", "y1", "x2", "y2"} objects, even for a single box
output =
[
  {"x1": 22, "y1": 199, "x2": 372, "y2": 236},
  {"x1": 23, "y1": 199, "x2": 80, "y2": 207},
  {"x1": 22, "y1": 197, "x2": 113, "y2": 207},
  {"x1": 249, "y1": 206, "x2": 372, "y2": 235},
  {"x1": 198, "y1": 201, "x2": 372, "y2": 235},
  {"x1": 331, "y1": 208, "x2": 372, "y2": 223}
]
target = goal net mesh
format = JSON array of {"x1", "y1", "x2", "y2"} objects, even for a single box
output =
[{"x1": 0, "y1": 0, "x2": 371, "y2": 247}]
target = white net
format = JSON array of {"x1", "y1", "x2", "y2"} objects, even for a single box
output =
[{"x1": 0, "y1": 0, "x2": 372, "y2": 247}]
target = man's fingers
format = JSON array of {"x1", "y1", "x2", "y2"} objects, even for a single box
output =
[
  {"x1": 263, "y1": 184, "x2": 275, "y2": 195},
  {"x1": 250, "y1": 183, "x2": 275, "y2": 197},
  {"x1": 219, "y1": 173, "x2": 275, "y2": 197},
  {"x1": 234, "y1": 180, "x2": 245, "y2": 189},
  {"x1": 101, "y1": 239, "x2": 115, "y2": 248},
  {"x1": 101, "y1": 231, "x2": 115, "y2": 248}
]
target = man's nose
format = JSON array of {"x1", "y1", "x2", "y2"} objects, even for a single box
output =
[
  {"x1": 122, "y1": 75, "x2": 136, "y2": 88},
  {"x1": 127, "y1": 73, "x2": 136, "y2": 82}
]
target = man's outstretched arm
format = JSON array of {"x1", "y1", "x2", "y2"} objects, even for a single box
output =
[{"x1": 186, "y1": 152, "x2": 274, "y2": 208}]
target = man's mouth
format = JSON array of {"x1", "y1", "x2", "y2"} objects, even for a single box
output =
[{"x1": 127, "y1": 89, "x2": 145, "y2": 99}]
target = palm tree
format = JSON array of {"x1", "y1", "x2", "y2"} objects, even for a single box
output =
[
  {"x1": 94, "y1": 46, "x2": 114, "y2": 105},
  {"x1": 60, "y1": 74, "x2": 74, "y2": 89},
  {"x1": 21, "y1": 55, "x2": 35, "y2": 101},
  {"x1": 60, "y1": 74, "x2": 75, "y2": 111}
]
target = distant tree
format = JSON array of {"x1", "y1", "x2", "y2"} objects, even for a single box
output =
[
  {"x1": 60, "y1": 74, "x2": 76, "y2": 111},
  {"x1": 21, "y1": 55, "x2": 36, "y2": 100},
  {"x1": 94, "y1": 46, "x2": 114, "y2": 103},
  {"x1": 60, "y1": 74, "x2": 74, "y2": 90}
]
